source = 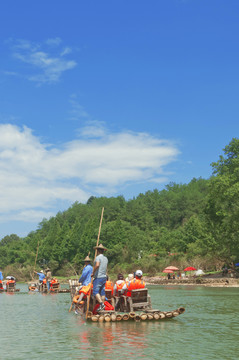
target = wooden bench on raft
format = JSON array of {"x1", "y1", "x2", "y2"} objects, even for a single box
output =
[
  {"x1": 50, "y1": 281, "x2": 60, "y2": 292},
  {"x1": 6, "y1": 282, "x2": 16, "y2": 292},
  {"x1": 127, "y1": 288, "x2": 152, "y2": 312}
]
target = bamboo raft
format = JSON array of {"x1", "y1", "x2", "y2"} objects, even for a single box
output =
[
  {"x1": 0, "y1": 287, "x2": 20, "y2": 293},
  {"x1": 71, "y1": 285, "x2": 186, "y2": 323},
  {"x1": 1, "y1": 279, "x2": 20, "y2": 292},
  {"x1": 85, "y1": 307, "x2": 185, "y2": 322},
  {"x1": 28, "y1": 279, "x2": 70, "y2": 293}
]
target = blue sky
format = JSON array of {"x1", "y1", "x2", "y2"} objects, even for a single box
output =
[{"x1": 0, "y1": 0, "x2": 239, "y2": 239}]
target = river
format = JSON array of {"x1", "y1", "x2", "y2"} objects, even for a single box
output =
[{"x1": 0, "y1": 284, "x2": 238, "y2": 359}]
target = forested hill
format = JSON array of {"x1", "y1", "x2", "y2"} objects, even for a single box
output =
[{"x1": 1, "y1": 138, "x2": 239, "y2": 279}]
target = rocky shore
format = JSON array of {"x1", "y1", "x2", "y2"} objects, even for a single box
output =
[{"x1": 144, "y1": 275, "x2": 239, "y2": 287}]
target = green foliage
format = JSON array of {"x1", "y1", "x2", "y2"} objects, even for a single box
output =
[{"x1": 206, "y1": 138, "x2": 239, "y2": 261}]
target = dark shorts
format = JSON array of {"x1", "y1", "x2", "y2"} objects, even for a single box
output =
[{"x1": 93, "y1": 277, "x2": 106, "y2": 296}]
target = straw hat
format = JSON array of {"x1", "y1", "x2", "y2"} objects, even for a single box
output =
[
  {"x1": 93, "y1": 243, "x2": 107, "y2": 251},
  {"x1": 83, "y1": 255, "x2": 91, "y2": 262}
]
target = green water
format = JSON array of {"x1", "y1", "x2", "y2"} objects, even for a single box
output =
[{"x1": 0, "y1": 284, "x2": 238, "y2": 360}]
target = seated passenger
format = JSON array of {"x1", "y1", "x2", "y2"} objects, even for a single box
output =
[
  {"x1": 105, "y1": 276, "x2": 114, "y2": 295},
  {"x1": 113, "y1": 273, "x2": 125, "y2": 297},
  {"x1": 114, "y1": 273, "x2": 126, "y2": 311},
  {"x1": 122, "y1": 273, "x2": 134, "y2": 296},
  {"x1": 125, "y1": 270, "x2": 145, "y2": 297}
]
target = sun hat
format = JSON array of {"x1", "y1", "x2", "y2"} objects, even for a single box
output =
[
  {"x1": 93, "y1": 243, "x2": 107, "y2": 251},
  {"x1": 135, "y1": 270, "x2": 143, "y2": 277},
  {"x1": 83, "y1": 255, "x2": 91, "y2": 262}
]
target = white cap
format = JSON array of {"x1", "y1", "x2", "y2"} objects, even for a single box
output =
[
  {"x1": 40, "y1": 270, "x2": 44, "y2": 273},
  {"x1": 135, "y1": 270, "x2": 143, "y2": 277}
]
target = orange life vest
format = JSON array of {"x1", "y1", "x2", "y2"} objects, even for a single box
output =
[
  {"x1": 79, "y1": 283, "x2": 93, "y2": 296},
  {"x1": 115, "y1": 280, "x2": 126, "y2": 296},
  {"x1": 6, "y1": 280, "x2": 15, "y2": 285},
  {"x1": 126, "y1": 278, "x2": 145, "y2": 297},
  {"x1": 105, "y1": 280, "x2": 114, "y2": 295},
  {"x1": 50, "y1": 278, "x2": 58, "y2": 285}
]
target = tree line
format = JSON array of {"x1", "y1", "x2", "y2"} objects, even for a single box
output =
[{"x1": 1, "y1": 138, "x2": 239, "y2": 280}]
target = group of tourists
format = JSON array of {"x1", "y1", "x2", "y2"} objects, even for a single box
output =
[{"x1": 76, "y1": 243, "x2": 145, "y2": 313}]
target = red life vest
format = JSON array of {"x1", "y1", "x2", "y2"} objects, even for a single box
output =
[
  {"x1": 127, "y1": 278, "x2": 145, "y2": 297},
  {"x1": 105, "y1": 280, "x2": 114, "y2": 295}
]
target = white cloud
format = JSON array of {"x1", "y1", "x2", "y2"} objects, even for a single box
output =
[
  {"x1": 6, "y1": 38, "x2": 77, "y2": 84},
  {"x1": 0, "y1": 123, "x2": 179, "y2": 225},
  {"x1": 46, "y1": 37, "x2": 62, "y2": 46}
]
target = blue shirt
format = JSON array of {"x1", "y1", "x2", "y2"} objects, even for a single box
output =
[
  {"x1": 37, "y1": 272, "x2": 46, "y2": 281},
  {"x1": 79, "y1": 264, "x2": 93, "y2": 286},
  {"x1": 0, "y1": 271, "x2": 3, "y2": 281}
]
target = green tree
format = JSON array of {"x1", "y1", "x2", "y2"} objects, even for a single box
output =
[{"x1": 206, "y1": 138, "x2": 239, "y2": 261}]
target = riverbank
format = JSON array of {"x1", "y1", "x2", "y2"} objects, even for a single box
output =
[{"x1": 144, "y1": 275, "x2": 239, "y2": 287}]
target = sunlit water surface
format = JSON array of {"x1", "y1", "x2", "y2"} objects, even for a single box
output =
[{"x1": 0, "y1": 284, "x2": 238, "y2": 359}]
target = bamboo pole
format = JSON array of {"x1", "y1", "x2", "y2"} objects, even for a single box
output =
[
  {"x1": 111, "y1": 313, "x2": 117, "y2": 321},
  {"x1": 87, "y1": 311, "x2": 93, "y2": 319},
  {"x1": 134, "y1": 314, "x2": 141, "y2": 321},
  {"x1": 98, "y1": 315, "x2": 105, "y2": 322},
  {"x1": 129, "y1": 312, "x2": 136, "y2": 319},
  {"x1": 140, "y1": 313, "x2": 147, "y2": 320},
  {"x1": 122, "y1": 314, "x2": 129, "y2": 321},
  {"x1": 85, "y1": 207, "x2": 104, "y2": 319},
  {"x1": 104, "y1": 314, "x2": 111, "y2": 322},
  {"x1": 153, "y1": 313, "x2": 160, "y2": 320},
  {"x1": 166, "y1": 312, "x2": 173, "y2": 318},
  {"x1": 32, "y1": 239, "x2": 40, "y2": 280},
  {"x1": 116, "y1": 314, "x2": 122, "y2": 321},
  {"x1": 178, "y1": 307, "x2": 185, "y2": 314}
]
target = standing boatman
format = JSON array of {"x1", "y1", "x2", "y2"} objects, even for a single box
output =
[
  {"x1": 91, "y1": 243, "x2": 108, "y2": 312},
  {"x1": 0, "y1": 269, "x2": 3, "y2": 289},
  {"x1": 46, "y1": 268, "x2": 52, "y2": 292},
  {"x1": 78, "y1": 255, "x2": 93, "y2": 286},
  {"x1": 34, "y1": 270, "x2": 45, "y2": 284},
  {"x1": 76, "y1": 255, "x2": 93, "y2": 305}
]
